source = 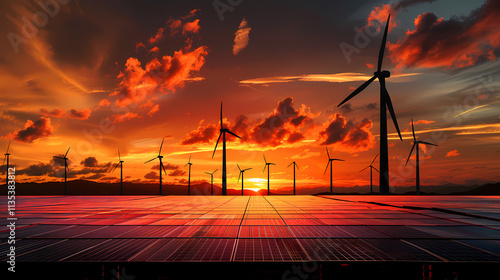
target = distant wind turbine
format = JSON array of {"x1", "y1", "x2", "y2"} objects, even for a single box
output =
[
  {"x1": 237, "y1": 164, "x2": 252, "y2": 196},
  {"x1": 53, "y1": 147, "x2": 70, "y2": 195},
  {"x1": 405, "y1": 119, "x2": 438, "y2": 195},
  {"x1": 204, "y1": 169, "x2": 218, "y2": 195},
  {"x1": 145, "y1": 138, "x2": 167, "y2": 195},
  {"x1": 185, "y1": 155, "x2": 193, "y2": 195},
  {"x1": 324, "y1": 146, "x2": 344, "y2": 193},
  {"x1": 3, "y1": 141, "x2": 11, "y2": 186},
  {"x1": 111, "y1": 149, "x2": 124, "y2": 195},
  {"x1": 212, "y1": 102, "x2": 241, "y2": 195},
  {"x1": 337, "y1": 14, "x2": 403, "y2": 194},
  {"x1": 263, "y1": 154, "x2": 276, "y2": 196},
  {"x1": 360, "y1": 154, "x2": 379, "y2": 193},
  {"x1": 287, "y1": 161, "x2": 299, "y2": 195}
]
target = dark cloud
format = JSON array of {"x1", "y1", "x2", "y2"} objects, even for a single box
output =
[
  {"x1": 152, "y1": 163, "x2": 179, "y2": 170},
  {"x1": 81, "y1": 157, "x2": 99, "y2": 167},
  {"x1": 10, "y1": 117, "x2": 53, "y2": 143},
  {"x1": 180, "y1": 123, "x2": 218, "y2": 145},
  {"x1": 320, "y1": 113, "x2": 376, "y2": 153},
  {"x1": 169, "y1": 169, "x2": 187, "y2": 177},
  {"x1": 144, "y1": 171, "x2": 159, "y2": 180},
  {"x1": 17, "y1": 163, "x2": 53, "y2": 176}
]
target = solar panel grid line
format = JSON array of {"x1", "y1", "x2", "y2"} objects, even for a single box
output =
[{"x1": 405, "y1": 239, "x2": 500, "y2": 262}]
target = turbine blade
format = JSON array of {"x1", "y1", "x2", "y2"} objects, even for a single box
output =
[
  {"x1": 2, "y1": 155, "x2": 6, "y2": 165},
  {"x1": 227, "y1": 130, "x2": 241, "y2": 139},
  {"x1": 220, "y1": 102, "x2": 223, "y2": 129},
  {"x1": 405, "y1": 143, "x2": 416, "y2": 166},
  {"x1": 270, "y1": 163, "x2": 276, "y2": 165},
  {"x1": 263, "y1": 164, "x2": 267, "y2": 173},
  {"x1": 337, "y1": 76, "x2": 376, "y2": 107},
  {"x1": 296, "y1": 163, "x2": 300, "y2": 170},
  {"x1": 184, "y1": 162, "x2": 189, "y2": 167},
  {"x1": 325, "y1": 146, "x2": 331, "y2": 160},
  {"x1": 383, "y1": 85, "x2": 403, "y2": 141},
  {"x1": 371, "y1": 153, "x2": 379, "y2": 165},
  {"x1": 6, "y1": 140, "x2": 11, "y2": 154},
  {"x1": 237, "y1": 163, "x2": 241, "y2": 172},
  {"x1": 111, "y1": 163, "x2": 120, "y2": 173},
  {"x1": 144, "y1": 156, "x2": 158, "y2": 164},
  {"x1": 65, "y1": 147, "x2": 71, "y2": 157},
  {"x1": 213, "y1": 169, "x2": 218, "y2": 174},
  {"x1": 237, "y1": 172, "x2": 241, "y2": 183},
  {"x1": 372, "y1": 166, "x2": 380, "y2": 173},
  {"x1": 212, "y1": 133, "x2": 222, "y2": 158},
  {"x1": 263, "y1": 154, "x2": 267, "y2": 164},
  {"x1": 159, "y1": 137, "x2": 165, "y2": 155},
  {"x1": 411, "y1": 118, "x2": 416, "y2": 141},
  {"x1": 162, "y1": 163, "x2": 167, "y2": 175},
  {"x1": 53, "y1": 156, "x2": 64, "y2": 159},
  {"x1": 118, "y1": 149, "x2": 121, "y2": 161},
  {"x1": 334, "y1": 159, "x2": 345, "y2": 162},
  {"x1": 377, "y1": 14, "x2": 390, "y2": 72},
  {"x1": 420, "y1": 141, "x2": 438, "y2": 146},
  {"x1": 359, "y1": 166, "x2": 369, "y2": 172},
  {"x1": 244, "y1": 168, "x2": 252, "y2": 171},
  {"x1": 324, "y1": 161, "x2": 330, "y2": 175},
  {"x1": 205, "y1": 172, "x2": 211, "y2": 175},
  {"x1": 287, "y1": 162, "x2": 293, "y2": 168}
]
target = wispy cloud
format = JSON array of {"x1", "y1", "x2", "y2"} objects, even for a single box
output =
[
  {"x1": 239, "y1": 73, "x2": 420, "y2": 85},
  {"x1": 233, "y1": 18, "x2": 251, "y2": 55},
  {"x1": 387, "y1": 123, "x2": 500, "y2": 139}
]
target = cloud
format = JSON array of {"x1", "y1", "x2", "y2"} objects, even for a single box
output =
[
  {"x1": 152, "y1": 163, "x2": 179, "y2": 170},
  {"x1": 110, "y1": 112, "x2": 139, "y2": 123},
  {"x1": 98, "y1": 99, "x2": 111, "y2": 108},
  {"x1": 144, "y1": 171, "x2": 159, "y2": 180},
  {"x1": 320, "y1": 113, "x2": 376, "y2": 153},
  {"x1": 10, "y1": 117, "x2": 53, "y2": 143},
  {"x1": 17, "y1": 163, "x2": 53, "y2": 176},
  {"x1": 183, "y1": 19, "x2": 200, "y2": 35},
  {"x1": 148, "y1": 104, "x2": 160, "y2": 116},
  {"x1": 40, "y1": 108, "x2": 91, "y2": 120},
  {"x1": 81, "y1": 157, "x2": 99, "y2": 167},
  {"x1": 169, "y1": 169, "x2": 187, "y2": 176},
  {"x1": 291, "y1": 149, "x2": 320, "y2": 160},
  {"x1": 149, "y1": 27, "x2": 164, "y2": 44},
  {"x1": 239, "y1": 73, "x2": 419, "y2": 85},
  {"x1": 446, "y1": 150, "x2": 460, "y2": 157},
  {"x1": 233, "y1": 18, "x2": 251, "y2": 55},
  {"x1": 388, "y1": 0, "x2": 500, "y2": 69},
  {"x1": 409, "y1": 119, "x2": 435, "y2": 125},
  {"x1": 181, "y1": 122, "x2": 218, "y2": 145}
]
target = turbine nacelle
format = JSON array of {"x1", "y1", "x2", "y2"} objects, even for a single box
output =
[{"x1": 374, "y1": 70, "x2": 390, "y2": 78}]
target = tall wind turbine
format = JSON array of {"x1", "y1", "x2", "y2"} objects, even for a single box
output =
[
  {"x1": 263, "y1": 154, "x2": 276, "y2": 196},
  {"x1": 360, "y1": 154, "x2": 379, "y2": 193},
  {"x1": 237, "y1": 164, "x2": 252, "y2": 196},
  {"x1": 185, "y1": 155, "x2": 193, "y2": 195},
  {"x1": 324, "y1": 146, "x2": 344, "y2": 193},
  {"x1": 287, "y1": 161, "x2": 299, "y2": 195},
  {"x1": 53, "y1": 147, "x2": 70, "y2": 195},
  {"x1": 111, "y1": 149, "x2": 124, "y2": 195},
  {"x1": 3, "y1": 141, "x2": 11, "y2": 186},
  {"x1": 405, "y1": 119, "x2": 438, "y2": 195},
  {"x1": 145, "y1": 138, "x2": 167, "y2": 195},
  {"x1": 212, "y1": 102, "x2": 241, "y2": 195},
  {"x1": 204, "y1": 169, "x2": 218, "y2": 195},
  {"x1": 337, "y1": 14, "x2": 403, "y2": 194}
]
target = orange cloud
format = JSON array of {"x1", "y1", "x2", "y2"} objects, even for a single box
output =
[
  {"x1": 233, "y1": 18, "x2": 251, "y2": 55},
  {"x1": 446, "y1": 150, "x2": 460, "y2": 157},
  {"x1": 183, "y1": 19, "x2": 200, "y2": 35},
  {"x1": 148, "y1": 104, "x2": 160, "y2": 116},
  {"x1": 148, "y1": 28, "x2": 164, "y2": 44},
  {"x1": 110, "y1": 112, "x2": 139, "y2": 123},
  {"x1": 366, "y1": 4, "x2": 396, "y2": 32},
  {"x1": 10, "y1": 117, "x2": 53, "y2": 143},
  {"x1": 40, "y1": 108, "x2": 91, "y2": 120},
  {"x1": 320, "y1": 113, "x2": 376, "y2": 153},
  {"x1": 181, "y1": 122, "x2": 218, "y2": 145},
  {"x1": 388, "y1": 0, "x2": 500, "y2": 69},
  {"x1": 408, "y1": 119, "x2": 435, "y2": 125},
  {"x1": 366, "y1": 63, "x2": 374, "y2": 69},
  {"x1": 40, "y1": 108, "x2": 65, "y2": 118}
]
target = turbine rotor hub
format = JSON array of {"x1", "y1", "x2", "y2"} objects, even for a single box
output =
[{"x1": 374, "y1": 70, "x2": 391, "y2": 78}]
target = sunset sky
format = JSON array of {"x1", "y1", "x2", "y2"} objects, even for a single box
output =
[{"x1": 0, "y1": 0, "x2": 499, "y2": 192}]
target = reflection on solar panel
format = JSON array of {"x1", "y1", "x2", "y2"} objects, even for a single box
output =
[{"x1": 1, "y1": 195, "x2": 500, "y2": 263}]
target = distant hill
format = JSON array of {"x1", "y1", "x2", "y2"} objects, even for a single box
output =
[{"x1": 1, "y1": 180, "x2": 498, "y2": 195}]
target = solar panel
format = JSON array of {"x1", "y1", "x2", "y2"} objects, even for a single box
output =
[
  {"x1": 361, "y1": 239, "x2": 441, "y2": 261},
  {"x1": 18, "y1": 239, "x2": 108, "y2": 262},
  {"x1": 406, "y1": 239, "x2": 500, "y2": 261},
  {"x1": 298, "y1": 238, "x2": 389, "y2": 261},
  {"x1": 233, "y1": 238, "x2": 309, "y2": 261},
  {"x1": 456, "y1": 239, "x2": 500, "y2": 256},
  {"x1": 164, "y1": 238, "x2": 235, "y2": 261},
  {"x1": 64, "y1": 239, "x2": 157, "y2": 262},
  {"x1": 238, "y1": 226, "x2": 294, "y2": 238},
  {"x1": 34, "y1": 225, "x2": 107, "y2": 238},
  {"x1": 368, "y1": 226, "x2": 442, "y2": 239}
]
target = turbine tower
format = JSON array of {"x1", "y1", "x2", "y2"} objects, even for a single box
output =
[
  {"x1": 287, "y1": 161, "x2": 299, "y2": 195},
  {"x1": 212, "y1": 102, "x2": 241, "y2": 195},
  {"x1": 405, "y1": 119, "x2": 438, "y2": 195},
  {"x1": 337, "y1": 14, "x2": 403, "y2": 194},
  {"x1": 204, "y1": 169, "x2": 218, "y2": 195},
  {"x1": 324, "y1": 146, "x2": 344, "y2": 193},
  {"x1": 111, "y1": 149, "x2": 124, "y2": 195},
  {"x1": 53, "y1": 147, "x2": 70, "y2": 195},
  {"x1": 185, "y1": 155, "x2": 193, "y2": 195},
  {"x1": 262, "y1": 154, "x2": 276, "y2": 196},
  {"x1": 237, "y1": 164, "x2": 252, "y2": 196},
  {"x1": 145, "y1": 138, "x2": 167, "y2": 195},
  {"x1": 360, "y1": 154, "x2": 379, "y2": 193},
  {"x1": 3, "y1": 141, "x2": 11, "y2": 186}
]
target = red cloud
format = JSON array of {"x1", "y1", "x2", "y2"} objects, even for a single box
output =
[
  {"x1": 446, "y1": 150, "x2": 460, "y2": 157},
  {"x1": 409, "y1": 119, "x2": 435, "y2": 125},
  {"x1": 110, "y1": 112, "x2": 139, "y2": 123},
  {"x1": 181, "y1": 122, "x2": 218, "y2": 145},
  {"x1": 149, "y1": 27, "x2": 164, "y2": 44},
  {"x1": 40, "y1": 108, "x2": 65, "y2": 118},
  {"x1": 144, "y1": 171, "x2": 159, "y2": 180},
  {"x1": 40, "y1": 108, "x2": 91, "y2": 120},
  {"x1": 366, "y1": 63, "x2": 374, "y2": 69},
  {"x1": 320, "y1": 113, "x2": 376, "y2": 153},
  {"x1": 183, "y1": 19, "x2": 200, "y2": 35},
  {"x1": 98, "y1": 99, "x2": 111, "y2": 108},
  {"x1": 169, "y1": 169, "x2": 187, "y2": 177},
  {"x1": 388, "y1": 0, "x2": 500, "y2": 69},
  {"x1": 11, "y1": 117, "x2": 53, "y2": 143},
  {"x1": 148, "y1": 104, "x2": 160, "y2": 116},
  {"x1": 68, "y1": 108, "x2": 91, "y2": 120}
]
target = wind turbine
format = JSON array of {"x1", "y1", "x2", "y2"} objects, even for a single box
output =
[
  {"x1": 237, "y1": 164, "x2": 252, "y2": 196},
  {"x1": 3, "y1": 141, "x2": 11, "y2": 186},
  {"x1": 53, "y1": 147, "x2": 70, "y2": 195},
  {"x1": 360, "y1": 154, "x2": 379, "y2": 193},
  {"x1": 337, "y1": 14, "x2": 403, "y2": 194},
  {"x1": 212, "y1": 102, "x2": 241, "y2": 195},
  {"x1": 287, "y1": 161, "x2": 299, "y2": 195},
  {"x1": 111, "y1": 149, "x2": 124, "y2": 195},
  {"x1": 405, "y1": 119, "x2": 438, "y2": 195},
  {"x1": 185, "y1": 155, "x2": 193, "y2": 195},
  {"x1": 324, "y1": 146, "x2": 344, "y2": 193},
  {"x1": 204, "y1": 169, "x2": 218, "y2": 195},
  {"x1": 145, "y1": 138, "x2": 167, "y2": 195},
  {"x1": 263, "y1": 154, "x2": 276, "y2": 196}
]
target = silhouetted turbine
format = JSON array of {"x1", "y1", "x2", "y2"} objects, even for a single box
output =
[
  {"x1": 145, "y1": 138, "x2": 167, "y2": 195},
  {"x1": 237, "y1": 164, "x2": 252, "y2": 196},
  {"x1": 263, "y1": 154, "x2": 276, "y2": 196},
  {"x1": 337, "y1": 14, "x2": 403, "y2": 194},
  {"x1": 287, "y1": 161, "x2": 299, "y2": 195},
  {"x1": 360, "y1": 154, "x2": 379, "y2": 193},
  {"x1": 53, "y1": 147, "x2": 70, "y2": 195},
  {"x1": 405, "y1": 119, "x2": 438, "y2": 195},
  {"x1": 111, "y1": 149, "x2": 124, "y2": 195},
  {"x1": 324, "y1": 146, "x2": 344, "y2": 193},
  {"x1": 185, "y1": 155, "x2": 193, "y2": 195},
  {"x1": 212, "y1": 102, "x2": 241, "y2": 195},
  {"x1": 3, "y1": 141, "x2": 11, "y2": 186},
  {"x1": 204, "y1": 169, "x2": 218, "y2": 195}
]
